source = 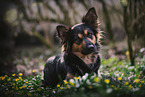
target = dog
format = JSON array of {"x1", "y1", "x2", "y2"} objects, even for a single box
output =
[{"x1": 43, "y1": 7, "x2": 101, "y2": 87}]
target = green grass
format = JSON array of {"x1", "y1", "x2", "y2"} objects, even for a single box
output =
[{"x1": 0, "y1": 57, "x2": 145, "y2": 97}]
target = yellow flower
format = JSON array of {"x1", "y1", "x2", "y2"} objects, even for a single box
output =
[
  {"x1": 125, "y1": 51, "x2": 129, "y2": 56},
  {"x1": 16, "y1": 87, "x2": 18, "y2": 90},
  {"x1": 4, "y1": 75, "x2": 8, "y2": 77},
  {"x1": 2, "y1": 77, "x2": 5, "y2": 80},
  {"x1": 37, "y1": 88, "x2": 41, "y2": 91},
  {"x1": 114, "y1": 87, "x2": 118, "y2": 90},
  {"x1": 94, "y1": 77, "x2": 100, "y2": 82},
  {"x1": 139, "y1": 84, "x2": 141, "y2": 87},
  {"x1": 12, "y1": 87, "x2": 14, "y2": 89},
  {"x1": 117, "y1": 77, "x2": 122, "y2": 81},
  {"x1": 25, "y1": 81, "x2": 29, "y2": 84},
  {"x1": 141, "y1": 81, "x2": 144, "y2": 83},
  {"x1": 57, "y1": 84, "x2": 60, "y2": 87},
  {"x1": 60, "y1": 87, "x2": 63, "y2": 89},
  {"x1": 12, "y1": 83, "x2": 15, "y2": 86},
  {"x1": 128, "y1": 85, "x2": 132, "y2": 89},
  {"x1": 32, "y1": 70, "x2": 35, "y2": 73},
  {"x1": 27, "y1": 93, "x2": 32, "y2": 96},
  {"x1": 28, "y1": 86, "x2": 31, "y2": 88},
  {"x1": 12, "y1": 74, "x2": 15, "y2": 77},
  {"x1": 15, "y1": 78, "x2": 19, "y2": 82},
  {"x1": 75, "y1": 77, "x2": 79, "y2": 80},
  {"x1": 134, "y1": 79, "x2": 140, "y2": 83},
  {"x1": 66, "y1": 86, "x2": 70, "y2": 89},
  {"x1": 88, "y1": 86, "x2": 92, "y2": 89},
  {"x1": 19, "y1": 73, "x2": 23, "y2": 76},
  {"x1": 104, "y1": 79, "x2": 110, "y2": 84},
  {"x1": 19, "y1": 77, "x2": 23, "y2": 81},
  {"x1": 63, "y1": 80, "x2": 68, "y2": 84},
  {"x1": 110, "y1": 85, "x2": 115, "y2": 87},
  {"x1": 69, "y1": 82, "x2": 75, "y2": 87},
  {"x1": 19, "y1": 87, "x2": 22, "y2": 89},
  {"x1": 125, "y1": 82, "x2": 129, "y2": 85},
  {"x1": 7, "y1": 78, "x2": 11, "y2": 81},
  {"x1": 23, "y1": 85, "x2": 26, "y2": 88}
]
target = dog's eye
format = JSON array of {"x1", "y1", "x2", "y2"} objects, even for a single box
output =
[
  {"x1": 88, "y1": 33, "x2": 92, "y2": 36},
  {"x1": 75, "y1": 37, "x2": 82, "y2": 44},
  {"x1": 87, "y1": 32, "x2": 93, "y2": 38}
]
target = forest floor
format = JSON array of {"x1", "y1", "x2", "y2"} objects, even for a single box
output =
[{"x1": 0, "y1": 45, "x2": 145, "y2": 97}]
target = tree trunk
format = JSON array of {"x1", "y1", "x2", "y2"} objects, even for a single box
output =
[
  {"x1": 123, "y1": 6, "x2": 135, "y2": 66},
  {"x1": 100, "y1": 0, "x2": 114, "y2": 42}
]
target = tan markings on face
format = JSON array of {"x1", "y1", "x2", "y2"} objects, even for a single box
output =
[
  {"x1": 96, "y1": 33, "x2": 99, "y2": 41},
  {"x1": 84, "y1": 30, "x2": 88, "y2": 36},
  {"x1": 72, "y1": 40, "x2": 86, "y2": 52},
  {"x1": 87, "y1": 35, "x2": 96, "y2": 44},
  {"x1": 78, "y1": 33, "x2": 83, "y2": 39}
]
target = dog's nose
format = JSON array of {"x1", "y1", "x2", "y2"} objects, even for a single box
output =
[{"x1": 88, "y1": 45, "x2": 94, "y2": 51}]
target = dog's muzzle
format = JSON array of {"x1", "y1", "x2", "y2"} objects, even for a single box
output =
[
  {"x1": 88, "y1": 44, "x2": 95, "y2": 52},
  {"x1": 82, "y1": 43, "x2": 97, "y2": 55}
]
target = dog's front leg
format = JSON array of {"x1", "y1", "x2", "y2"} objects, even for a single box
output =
[{"x1": 93, "y1": 55, "x2": 101, "y2": 74}]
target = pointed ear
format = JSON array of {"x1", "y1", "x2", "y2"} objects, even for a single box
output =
[
  {"x1": 82, "y1": 7, "x2": 98, "y2": 28},
  {"x1": 57, "y1": 25, "x2": 71, "y2": 44}
]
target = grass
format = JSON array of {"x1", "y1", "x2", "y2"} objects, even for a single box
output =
[
  {"x1": 0, "y1": 56, "x2": 145, "y2": 97},
  {"x1": 1, "y1": 47, "x2": 145, "y2": 97}
]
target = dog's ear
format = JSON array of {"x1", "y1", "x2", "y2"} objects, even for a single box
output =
[
  {"x1": 57, "y1": 25, "x2": 71, "y2": 44},
  {"x1": 82, "y1": 7, "x2": 98, "y2": 28}
]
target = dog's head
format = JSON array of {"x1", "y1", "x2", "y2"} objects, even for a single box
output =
[{"x1": 57, "y1": 7, "x2": 100, "y2": 55}]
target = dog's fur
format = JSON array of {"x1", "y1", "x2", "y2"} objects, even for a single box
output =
[{"x1": 43, "y1": 7, "x2": 101, "y2": 87}]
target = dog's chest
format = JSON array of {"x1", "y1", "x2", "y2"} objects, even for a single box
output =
[
  {"x1": 73, "y1": 52, "x2": 97, "y2": 65},
  {"x1": 82, "y1": 54, "x2": 97, "y2": 65}
]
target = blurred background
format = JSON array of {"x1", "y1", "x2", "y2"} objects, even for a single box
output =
[{"x1": 0, "y1": 0, "x2": 145, "y2": 76}]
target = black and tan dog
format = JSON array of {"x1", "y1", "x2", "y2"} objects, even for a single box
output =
[{"x1": 43, "y1": 7, "x2": 101, "y2": 87}]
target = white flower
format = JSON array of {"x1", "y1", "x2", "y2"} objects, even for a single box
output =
[
  {"x1": 32, "y1": 78, "x2": 36, "y2": 81},
  {"x1": 75, "y1": 84, "x2": 80, "y2": 88},
  {"x1": 91, "y1": 73, "x2": 97, "y2": 79},
  {"x1": 86, "y1": 79, "x2": 91, "y2": 85},
  {"x1": 78, "y1": 76, "x2": 82, "y2": 81},
  {"x1": 81, "y1": 87, "x2": 85, "y2": 91},
  {"x1": 70, "y1": 79, "x2": 75, "y2": 83},
  {"x1": 132, "y1": 88, "x2": 140, "y2": 92},
  {"x1": 74, "y1": 78, "x2": 79, "y2": 85},
  {"x1": 140, "y1": 48, "x2": 145, "y2": 53},
  {"x1": 82, "y1": 73, "x2": 89, "y2": 80},
  {"x1": 106, "y1": 88, "x2": 113, "y2": 93},
  {"x1": 128, "y1": 66, "x2": 134, "y2": 70}
]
